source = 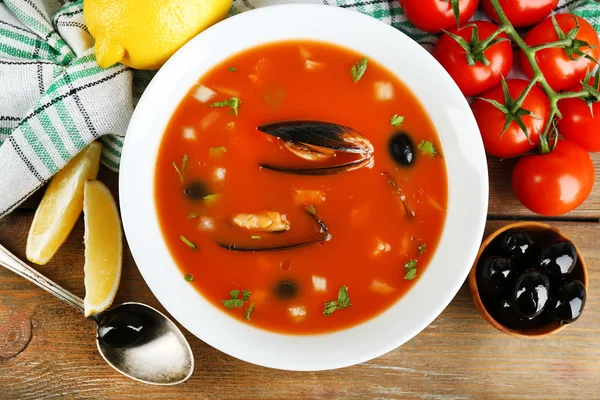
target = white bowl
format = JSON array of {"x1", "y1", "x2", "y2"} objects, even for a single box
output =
[{"x1": 120, "y1": 4, "x2": 488, "y2": 371}]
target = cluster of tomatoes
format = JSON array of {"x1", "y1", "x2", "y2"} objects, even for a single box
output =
[{"x1": 400, "y1": 0, "x2": 598, "y2": 216}]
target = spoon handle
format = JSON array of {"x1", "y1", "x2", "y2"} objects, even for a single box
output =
[{"x1": 0, "y1": 244, "x2": 84, "y2": 313}]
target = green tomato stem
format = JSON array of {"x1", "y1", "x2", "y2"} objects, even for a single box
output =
[{"x1": 487, "y1": 0, "x2": 591, "y2": 153}]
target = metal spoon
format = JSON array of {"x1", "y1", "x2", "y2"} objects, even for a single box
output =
[{"x1": 0, "y1": 244, "x2": 194, "y2": 385}]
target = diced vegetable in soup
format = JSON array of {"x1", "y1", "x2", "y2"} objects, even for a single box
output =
[{"x1": 155, "y1": 40, "x2": 447, "y2": 334}]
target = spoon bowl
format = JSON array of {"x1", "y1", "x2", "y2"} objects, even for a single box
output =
[{"x1": 95, "y1": 302, "x2": 194, "y2": 385}]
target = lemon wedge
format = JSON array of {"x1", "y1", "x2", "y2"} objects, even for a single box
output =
[
  {"x1": 26, "y1": 143, "x2": 102, "y2": 265},
  {"x1": 83, "y1": 180, "x2": 122, "y2": 317}
]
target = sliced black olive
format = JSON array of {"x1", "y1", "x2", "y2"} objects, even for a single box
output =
[
  {"x1": 389, "y1": 132, "x2": 414, "y2": 167},
  {"x1": 477, "y1": 256, "x2": 515, "y2": 296},
  {"x1": 497, "y1": 230, "x2": 539, "y2": 268},
  {"x1": 183, "y1": 181, "x2": 208, "y2": 201},
  {"x1": 512, "y1": 269, "x2": 550, "y2": 319},
  {"x1": 549, "y1": 280, "x2": 586, "y2": 324},
  {"x1": 97, "y1": 311, "x2": 146, "y2": 348},
  {"x1": 539, "y1": 240, "x2": 578, "y2": 282},
  {"x1": 273, "y1": 280, "x2": 298, "y2": 300}
]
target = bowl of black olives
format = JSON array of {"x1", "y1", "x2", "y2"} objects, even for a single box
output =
[{"x1": 468, "y1": 221, "x2": 588, "y2": 338}]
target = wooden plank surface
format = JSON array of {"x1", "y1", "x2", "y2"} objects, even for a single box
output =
[{"x1": 1, "y1": 209, "x2": 599, "y2": 398}]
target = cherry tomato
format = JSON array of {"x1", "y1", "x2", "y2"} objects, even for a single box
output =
[
  {"x1": 434, "y1": 21, "x2": 513, "y2": 96},
  {"x1": 400, "y1": 0, "x2": 479, "y2": 33},
  {"x1": 557, "y1": 78, "x2": 600, "y2": 152},
  {"x1": 482, "y1": 0, "x2": 558, "y2": 28},
  {"x1": 512, "y1": 140, "x2": 595, "y2": 216},
  {"x1": 521, "y1": 14, "x2": 600, "y2": 91},
  {"x1": 471, "y1": 79, "x2": 549, "y2": 158}
]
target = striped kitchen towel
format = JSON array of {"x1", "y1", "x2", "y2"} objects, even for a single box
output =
[{"x1": 1, "y1": 0, "x2": 599, "y2": 219}]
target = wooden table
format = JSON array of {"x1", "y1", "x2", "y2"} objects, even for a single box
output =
[{"x1": 1, "y1": 155, "x2": 599, "y2": 399}]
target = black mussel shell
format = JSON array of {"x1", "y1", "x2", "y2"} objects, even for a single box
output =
[
  {"x1": 183, "y1": 181, "x2": 209, "y2": 201},
  {"x1": 477, "y1": 257, "x2": 515, "y2": 296},
  {"x1": 539, "y1": 240, "x2": 578, "y2": 282},
  {"x1": 389, "y1": 132, "x2": 414, "y2": 167},
  {"x1": 257, "y1": 121, "x2": 373, "y2": 154},
  {"x1": 497, "y1": 230, "x2": 539, "y2": 268},
  {"x1": 549, "y1": 280, "x2": 586, "y2": 324},
  {"x1": 273, "y1": 280, "x2": 299, "y2": 300},
  {"x1": 97, "y1": 311, "x2": 146, "y2": 348},
  {"x1": 512, "y1": 269, "x2": 550, "y2": 319}
]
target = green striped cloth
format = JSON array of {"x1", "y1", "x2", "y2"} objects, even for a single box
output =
[{"x1": 0, "y1": 0, "x2": 599, "y2": 218}]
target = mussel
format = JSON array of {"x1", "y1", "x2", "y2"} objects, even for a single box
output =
[
  {"x1": 217, "y1": 206, "x2": 328, "y2": 252},
  {"x1": 258, "y1": 121, "x2": 373, "y2": 175}
]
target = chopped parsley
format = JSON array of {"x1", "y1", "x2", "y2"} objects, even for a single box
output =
[
  {"x1": 228, "y1": 67, "x2": 237, "y2": 72},
  {"x1": 404, "y1": 259, "x2": 418, "y2": 280},
  {"x1": 208, "y1": 146, "x2": 227, "y2": 159},
  {"x1": 418, "y1": 243, "x2": 427, "y2": 255},
  {"x1": 390, "y1": 114, "x2": 405, "y2": 127},
  {"x1": 184, "y1": 273, "x2": 194, "y2": 282},
  {"x1": 172, "y1": 154, "x2": 188, "y2": 183},
  {"x1": 323, "y1": 286, "x2": 351, "y2": 316},
  {"x1": 251, "y1": 235, "x2": 262, "y2": 240},
  {"x1": 221, "y1": 289, "x2": 252, "y2": 312},
  {"x1": 207, "y1": 97, "x2": 241, "y2": 116},
  {"x1": 244, "y1": 303, "x2": 255, "y2": 321},
  {"x1": 417, "y1": 140, "x2": 439, "y2": 158},
  {"x1": 350, "y1": 58, "x2": 368, "y2": 83},
  {"x1": 179, "y1": 235, "x2": 198, "y2": 251},
  {"x1": 203, "y1": 193, "x2": 221, "y2": 206}
]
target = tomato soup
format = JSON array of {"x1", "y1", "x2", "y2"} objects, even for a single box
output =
[{"x1": 155, "y1": 41, "x2": 447, "y2": 334}]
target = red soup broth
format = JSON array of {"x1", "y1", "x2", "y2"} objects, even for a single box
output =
[{"x1": 155, "y1": 40, "x2": 447, "y2": 334}]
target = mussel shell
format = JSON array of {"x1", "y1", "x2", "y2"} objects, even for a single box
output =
[{"x1": 258, "y1": 121, "x2": 373, "y2": 155}]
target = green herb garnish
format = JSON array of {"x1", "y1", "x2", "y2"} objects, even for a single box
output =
[
  {"x1": 251, "y1": 235, "x2": 262, "y2": 240},
  {"x1": 390, "y1": 114, "x2": 405, "y2": 127},
  {"x1": 172, "y1": 154, "x2": 189, "y2": 183},
  {"x1": 417, "y1": 140, "x2": 439, "y2": 157},
  {"x1": 242, "y1": 289, "x2": 251, "y2": 302},
  {"x1": 323, "y1": 285, "x2": 351, "y2": 316},
  {"x1": 351, "y1": 58, "x2": 368, "y2": 83},
  {"x1": 184, "y1": 273, "x2": 194, "y2": 282},
  {"x1": 228, "y1": 67, "x2": 237, "y2": 72},
  {"x1": 179, "y1": 235, "x2": 198, "y2": 251},
  {"x1": 221, "y1": 289, "x2": 251, "y2": 311},
  {"x1": 203, "y1": 193, "x2": 221, "y2": 206},
  {"x1": 418, "y1": 243, "x2": 426, "y2": 255},
  {"x1": 208, "y1": 146, "x2": 227, "y2": 159},
  {"x1": 244, "y1": 303, "x2": 255, "y2": 321},
  {"x1": 207, "y1": 97, "x2": 241, "y2": 116},
  {"x1": 404, "y1": 259, "x2": 418, "y2": 280}
]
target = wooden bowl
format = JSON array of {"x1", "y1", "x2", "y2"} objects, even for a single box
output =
[{"x1": 468, "y1": 221, "x2": 588, "y2": 338}]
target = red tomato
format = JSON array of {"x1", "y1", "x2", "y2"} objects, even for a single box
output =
[
  {"x1": 557, "y1": 79, "x2": 600, "y2": 152},
  {"x1": 521, "y1": 14, "x2": 600, "y2": 91},
  {"x1": 471, "y1": 79, "x2": 549, "y2": 158},
  {"x1": 482, "y1": 0, "x2": 558, "y2": 28},
  {"x1": 512, "y1": 140, "x2": 594, "y2": 216},
  {"x1": 433, "y1": 21, "x2": 513, "y2": 96},
  {"x1": 400, "y1": 0, "x2": 479, "y2": 33}
]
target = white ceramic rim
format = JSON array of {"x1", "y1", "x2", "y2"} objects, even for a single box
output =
[{"x1": 120, "y1": 4, "x2": 488, "y2": 371}]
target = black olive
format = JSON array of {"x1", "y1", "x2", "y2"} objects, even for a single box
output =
[
  {"x1": 512, "y1": 269, "x2": 550, "y2": 319},
  {"x1": 539, "y1": 240, "x2": 578, "y2": 282},
  {"x1": 477, "y1": 257, "x2": 515, "y2": 296},
  {"x1": 549, "y1": 280, "x2": 586, "y2": 324},
  {"x1": 183, "y1": 181, "x2": 208, "y2": 200},
  {"x1": 97, "y1": 311, "x2": 146, "y2": 348},
  {"x1": 497, "y1": 230, "x2": 539, "y2": 268},
  {"x1": 389, "y1": 132, "x2": 415, "y2": 167},
  {"x1": 273, "y1": 280, "x2": 298, "y2": 300},
  {"x1": 488, "y1": 299, "x2": 549, "y2": 330}
]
